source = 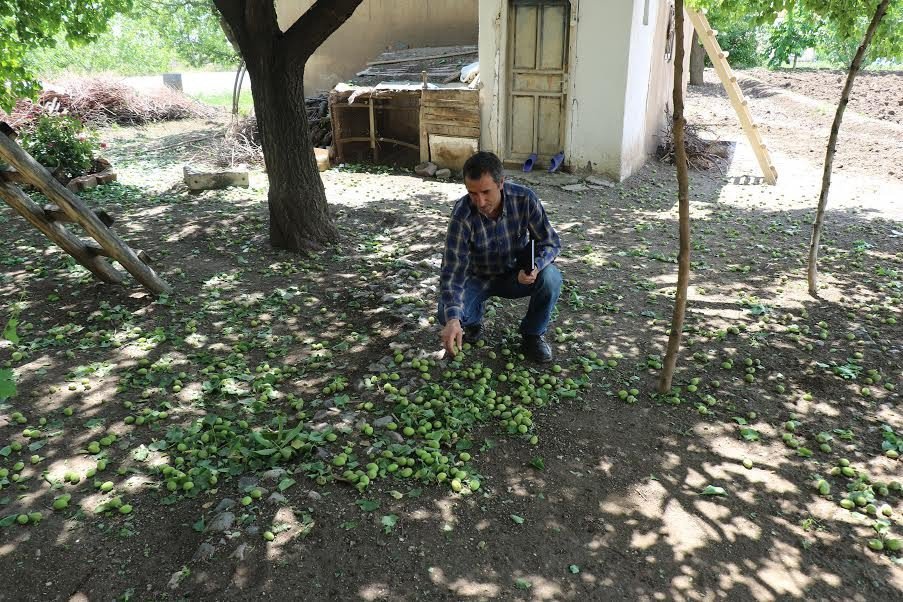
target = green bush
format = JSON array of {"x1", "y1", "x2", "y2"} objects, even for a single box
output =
[
  {"x1": 20, "y1": 115, "x2": 100, "y2": 179},
  {"x1": 715, "y1": 24, "x2": 763, "y2": 68}
]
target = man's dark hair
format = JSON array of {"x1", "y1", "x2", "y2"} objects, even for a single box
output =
[{"x1": 463, "y1": 151, "x2": 504, "y2": 184}]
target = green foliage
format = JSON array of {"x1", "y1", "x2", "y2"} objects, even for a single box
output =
[
  {"x1": 24, "y1": 14, "x2": 179, "y2": 77},
  {"x1": 767, "y1": 4, "x2": 822, "y2": 67},
  {"x1": 0, "y1": 0, "x2": 133, "y2": 111},
  {"x1": 706, "y1": 5, "x2": 766, "y2": 68},
  {"x1": 133, "y1": 0, "x2": 237, "y2": 68},
  {"x1": 20, "y1": 115, "x2": 100, "y2": 179}
]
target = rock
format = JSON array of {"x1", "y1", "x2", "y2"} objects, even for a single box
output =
[
  {"x1": 261, "y1": 468, "x2": 288, "y2": 481},
  {"x1": 183, "y1": 165, "x2": 249, "y2": 191},
  {"x1": 245, "y1": 525, "x2": 260, "y2": 536},
  {"x1": 214, "y1": 498, "x2": 237, "y2": 513},
  {"x1": 208, "y1": 511, "x2": 235, "y2": 533},
  {"x1": 307, "y1": 490, "x2": 322, "y2": 501},
  {"x1": 373, "y1": 415, "x2": 395, "y2": 428},
  {"x1": 435, "y1": 168, "x2": 452, "y2": 179},
  {"x1": 585, "y1": 175, "x2": 615, "y2": 188},
  {"x1": 268, "y1": 492, "x2": 287, "y2": 504},
  {"x1": 66, "y1": 175, "x2": 97, "y2": 192},
  {"x1": 238, "y1": 476, "x2": 258, "y2": 490},
  {"x1": 168, "y1": 570, "x2": 187, "y2": 590},
  {"x1": 230, "y1": 543, "x2": 248, "y2": 561},
  {"x1": 95, "y1": 170, "x2": 117, "y2": 185},
  {"x1": 561, "y1": 183, "x2": 588, "y2": 192},
  {"x1": 314, "y1": 147, "x2": 330, "y2": 172},
  {"x1": 192, "y1": 542, "x2": 216, "y2": 561},
  {"x1": 415, "y1": 162, "x2": 438, "y2": 177}
]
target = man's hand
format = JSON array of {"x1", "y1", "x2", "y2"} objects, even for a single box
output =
[
  {"x1": 440, "y1": 319, "x2": 464, "y2": 356},
  {"x1": 518, "y1": 267, "x2": 538, "y2": 285}
]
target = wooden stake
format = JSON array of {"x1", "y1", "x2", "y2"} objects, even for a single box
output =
[
  {"x1": 808, "y1": 0, "x2": 890, "y2": 297},
  {"x1": 658, "y1": 0, "x2": 691, "y2": 394}
]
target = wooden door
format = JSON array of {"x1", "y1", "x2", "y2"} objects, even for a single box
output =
[{"x1": 507, "y1": 0, "x2": 569, "y2": 164}]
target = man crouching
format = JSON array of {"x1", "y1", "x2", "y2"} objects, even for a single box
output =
[{"x1": 438, "y1": 151, "x2": 562, "y2": 363}]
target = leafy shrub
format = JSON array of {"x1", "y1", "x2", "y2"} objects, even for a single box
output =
[
  {"x1": 20, "y1": 115, "x2": 100, "y2": 179},
  {"x1": 715, "y1": 24, "x2": 763, "y2": 68}
]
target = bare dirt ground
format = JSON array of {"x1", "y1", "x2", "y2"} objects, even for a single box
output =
[{"x1": 0, "y1": 67, "x2": 901, "y2": 601}]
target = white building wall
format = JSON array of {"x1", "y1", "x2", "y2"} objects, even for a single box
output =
[{"x1": 277, "y1": 0, "x2": 478, "y2": 93}]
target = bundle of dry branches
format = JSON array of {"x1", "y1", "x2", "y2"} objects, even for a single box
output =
[
  {"x1": 208, "y1": 116, "x2": 263, "y2": 168},
  {"x1": 657, "y1": 115, "x2": 728, "y2": 171},
  {"x1": 0, "y1": 77, "x2": 214, "y2": 129}
]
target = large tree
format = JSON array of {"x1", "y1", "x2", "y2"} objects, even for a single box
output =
[{"x1": 212, "y1": 0, "x2": 364, "y2": 252}]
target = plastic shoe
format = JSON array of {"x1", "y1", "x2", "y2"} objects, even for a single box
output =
[
  {"x1": 522, "y1": 153, "x2": 538, "y2": 172},
  {"x1": 548, "y1": 152, "x2": 565, "y2": 173}
]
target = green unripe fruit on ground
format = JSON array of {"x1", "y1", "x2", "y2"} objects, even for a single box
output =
[
  {"x1": 182, "y1": 481, "x2": 194, "y2": 491},
  {"x1": 403, "y1": 427, "x2": 415, "y2": 437},
  {"x1": 459, "y1": 452, "x2": 471, "y2": 462},
  {"x1": 27, "y1": 512, "x2": 42, "y2": 523},
  {"x1": 100, "y1": 481, "x2": 114, "y2": 492},
  {"x1": 886, "y1": 539, "x2": 902, "y2": 552},
  {"x1": 87, "y1": 442, "x2": 100, "y2": 454},
  {"x1": 119, "y1": 504, "x2": 133, "y2": 514},
  {"x1": 96, "y1": 459, "x2": 107, "y2": 471},
  {"x1": 12, "y1": 461, "x2": 24, "y2": 472},
  {"x1": 886, "y1": 450, "x2": 899, "y2": 459},
  {"x1": 881, "y1": 505, "x2": 893, "y2": 517},
  {"x1": 250, "y1": 488, "x2": 262, "y2": 499},
  {"x1": 841, "y1": 466, "x2": 856, "y2": 478},
  {"x1": 325, "y1": 432, "x2": 338, "y2": 442},
  {"x1": 63, "y1": 407, "x2": 73, "y2": 416},
  {"x1": 867, "y1": 539, "x2": 884, "y2": 551},
  {"x1": 838, "y1": 458, "x2": 850, "y2": 467},
  {"x1": 241, "y1": 496, "x2": 252, "y2": 506},
  {"x1": 820, "y1": 444, "x2": 832, "y2": 453},
  {"x1": 742, "y1": 459, "x2": 753, "y2": 469},
  {"x1": 10, "y1": 442, "x2": 22, "y2": 452},
  {"x1": 30, "y1": 455, "x2": 40, "y2": 464},
  {"x1": 816, "y1": 480, "x2": 830, "y2": 495},
  {"x1": 469, "y1": 480, "x2": 480, "y2": 491},
  {"x1": 840, "y1": 498, "x2": 855, "y2": 510},
  {"x1": 53, "y1": 496, "x2": 70, "y2": 510},
  {"x1": 16, "y1": 514, "x2": 29, "y2": 525},
  {"x1": 0, "y1": 469, "x2": 7, "y2": 478},
  {"x1": 264, "y1": 531, "x2": 275, "y2": 541},
  {"x1": 450, "y1": 479, "x2": 463, "y2": 492}
]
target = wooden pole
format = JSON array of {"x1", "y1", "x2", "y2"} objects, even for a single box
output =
[
  {"x1": 658, "y1": 0, "x2": 691, "y2": 394},
  {"x1": 0, "y1": 133, "x2": 171, "y2": 295},
  {"x1": 0, "y1": 181, "x2": 124, "y2": 284},
  {"x1": 807, "y1": 0, "x2": 890, "y2": 297}
]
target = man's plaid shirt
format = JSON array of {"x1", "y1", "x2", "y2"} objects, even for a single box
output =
[{"x1": 440, "y1": 181, "x2": 561, "y2": 323}]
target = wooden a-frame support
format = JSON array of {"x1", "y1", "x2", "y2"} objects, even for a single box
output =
[
  {"x1": 0, "y1": 129, "x2": 171, "y2": 295},
  {"x1": 687, "y1": 8, "x2": 778, "y2": 185}
]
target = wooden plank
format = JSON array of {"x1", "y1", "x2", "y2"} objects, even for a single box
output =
[
  {"x1": 422, "y1": 89, "x2": 479, "y2": 102},
  {"x1": 0, "y1": 181, "x2": 124, "y2": 284},
  {"x1": 687, "y1": 9, "x2": 777, "y2": 184},
  {"x1": 422, "y1": 108, "x2": 480, "y2": 124},
  {"x1": 420, "y1": 104, "x2": 480, "y2": 119},
  {"x1": 367, "y1": 48, "x2": 477, "y2": 66},
  {"x1": 43, "y1": 204, "x2": 114, "y2": 227},
  {"x1": 422, "y1": 123, "x2": 481, "y2": 139},
  {"x1": 368, "y1": 97, "x2": 378, "y2": 163},
  {"x1": 0, "y1": 133, "x2": 172, "y2": 294},
  {"x1": 419, "y1": 72, "x2": 430, "y2": 163}
]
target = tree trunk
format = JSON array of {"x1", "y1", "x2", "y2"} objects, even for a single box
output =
[
  {"x1": 689, "y1": 30, "x2": 705, "y2": 86},
  {"x1": 807, "y1": 0, "x2": 889, "y2": 297},
  {"x1": 244, "y1": 49, "x2": 338, "y2": 250},
  {"x1": 659, "y1": 0, "x2": 690, "y2": 395},
  {"x1": 213, "y1": 0, "x2": 364, "y2": 253}
]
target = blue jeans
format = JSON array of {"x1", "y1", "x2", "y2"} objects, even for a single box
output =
[{"x1": 437, "y1": 264, "x2": 562, "y2": 336}]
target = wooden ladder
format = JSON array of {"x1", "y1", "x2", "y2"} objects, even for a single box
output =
[
  {"x1": 0, "y1": 127, "x2": 171, "y2": 295},
  {"x1": 687, "y1": 8, "x2": 778, "y2": 185}
]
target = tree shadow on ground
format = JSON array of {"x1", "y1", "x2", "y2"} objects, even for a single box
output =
[{"x1": 0, "y1": 132, "x2": 900, "y2": 600}]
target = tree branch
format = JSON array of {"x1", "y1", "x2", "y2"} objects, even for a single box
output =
[
  {"x1": 212, "y1": 0, "x2": 247, "y2": 37},
  {"x1": 282, "y1": 0, "x2": 365, "y2": 58}
]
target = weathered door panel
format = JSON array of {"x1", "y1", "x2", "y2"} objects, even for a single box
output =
[{"x1": 507, "y1": 0, "x2": 569, "y2": 165}]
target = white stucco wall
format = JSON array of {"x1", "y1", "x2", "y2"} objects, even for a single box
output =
[{"x1": 277, "y1": 0, "x2": 478, "y2": 93}]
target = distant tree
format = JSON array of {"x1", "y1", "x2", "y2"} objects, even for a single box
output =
[
  {"x1": 134, "y1": 0, "x2": 238, "y2": 68},
  {"x1": 767, "y1": 4, "x2": 821, "y2": 67},
  {"x1": 0, "y1": 0, "x2": 132, "y2": 110}
]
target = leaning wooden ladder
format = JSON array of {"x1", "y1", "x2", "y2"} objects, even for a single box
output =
[
  {"x1": 0, "y1": 127, "x2": 171, "y2": 295},
  {"x1": 687, "y1": 8, "x2": 778, "y2": 185}
]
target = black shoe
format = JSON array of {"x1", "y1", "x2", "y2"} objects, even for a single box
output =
[
  {"x1": 463, "y1": 323, "x2": 484, "y2": 344},
  {"x1": 522, "y1": 334, "x2": 553, "y2": 363}
]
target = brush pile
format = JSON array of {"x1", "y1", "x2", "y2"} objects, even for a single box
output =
[
  {"x1": 209, "y1": 94, "x2": 332, "y2": 167},
  {"x1": 657, "y1": 116, "x2": 729, "y2": 171},
  {"x1": 0, "y1": 77, "x2": 213, "y2": 129}
]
